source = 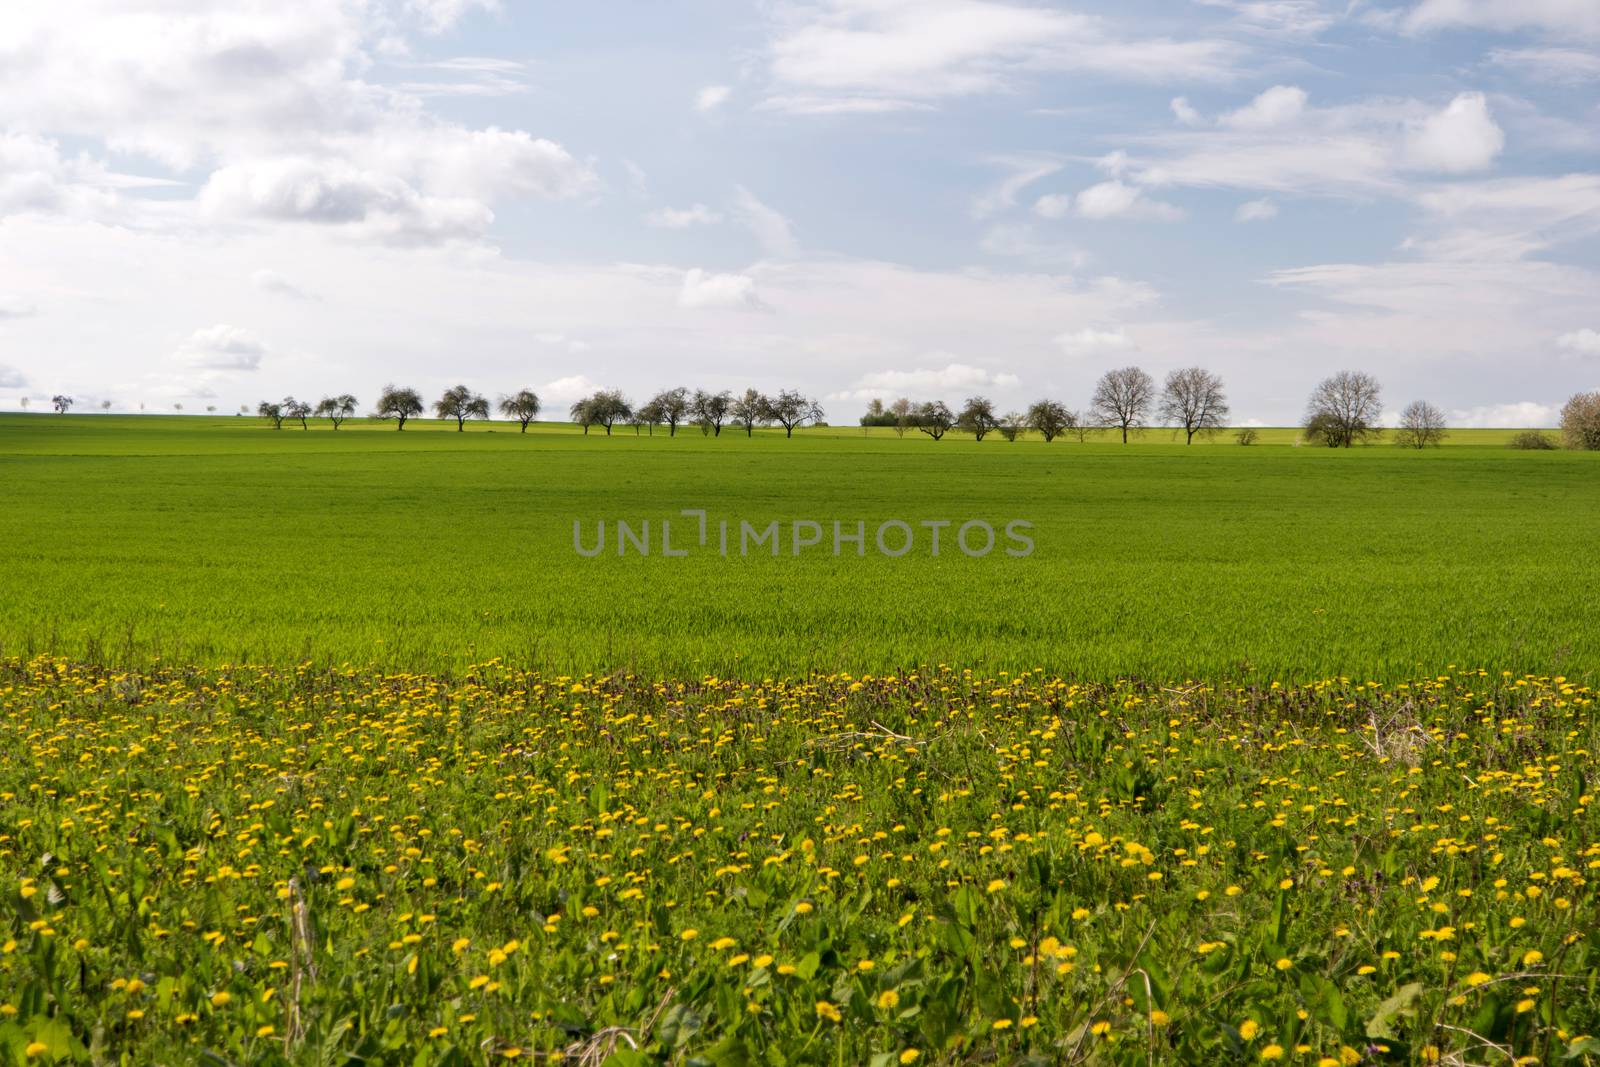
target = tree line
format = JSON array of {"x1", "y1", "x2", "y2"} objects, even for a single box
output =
[{"x1": 35, "y1": 371, "x2": 1600, "y2": 450}]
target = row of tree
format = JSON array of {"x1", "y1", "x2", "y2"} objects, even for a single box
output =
[{"x1": 40, "y1": 371, "x2": 1600, "y2": 450}]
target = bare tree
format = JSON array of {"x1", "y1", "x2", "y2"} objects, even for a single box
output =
[
  {"x1": 1561, "y1": 391, "x2": 1600, "y2": 451},
  {"x1": 284, "y1": 396, "x2": 312, "y2": 429},
  {"x1": 956, "y1": 396, "x2": 1000, "y2": 441},
  {"x1": 1394, "y1": 400, "x2": 1448, "y2": 449},
  {"x1": 913, "y1": 400, "x2": 955, "y2": 440},
  {"x1": 1234, "y1": 427, "x2": 1259, "y2": 446},
  {"x1": 498, "y1": 389, "x2": 541, "y2": 432},
  {"x1": 100, "y1": 399, "x2": 112, "y2": 413},
  {"x1": 571, "y1": 390, "x2": 631, "y2": 435},
  {"x1": 1092, "y1": 366, "x2": 1156, "y2": 444},
  {"x1": 1026, "y1": 399, "x2": 1070, "y2": 442},
  {"x1": 52, "y1": 394, "x2": 74, "y2": 414},
  {"x1": 648, "y1": 387, "x2": 691, "y2": 436},
  {"x1": 1066, "y1": 411, "x2": 1094, "y2": 443},
  {"x1": 257, "y1": 400, "x2": 285, "y2": 429},
  {"x1": 731, "y1": 389, "x2": 768, "y2": 437},
  {"x1": 692, "y1": 389, "x2": 732, "y2": 436},
  {"x1": 315, "y1": 394, "x2": 358, "y2": 429},
  {"x1": 375, "y1": 385, "x2": 424, "y2": 430},
  {"x1": 1304, "y1": 371, "x2": 1383, "y2": 447},
  {"x1": 1159, "y1": 367, "x2": 1230, "y2": 444},
  {"x1": 997, "y1": 411, "x2": 1026, "y2": 442},
  {"x1": 890, "y1": 397, "x2": 912, "y2": 437},
  {"x1": 634, "y1": 397, "x2": 663, "y2": 434},
  {"x1": 435, "y1": 384, "x2": 489, "y2": 430},
  {"x1": 767, "y1": 389, "x2": 822, "y2": 438}
]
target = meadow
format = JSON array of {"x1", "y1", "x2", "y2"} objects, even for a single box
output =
[
  {"x1": 1, "y1": 415, "x2": 1597, "y2": 682},
  {"x1": 2, "y1": 659, "x2": 1596, "y2": 1065},
  {"x1": 5, "y1": 415, "x2": 1600, "y2": 1066}
]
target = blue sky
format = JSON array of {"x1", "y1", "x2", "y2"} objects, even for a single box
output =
[{"x1": 1, "y1": 0, "x2": 1597, "y2": 425}]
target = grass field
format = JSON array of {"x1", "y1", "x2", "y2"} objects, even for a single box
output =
[
  {"x1": 6, "y1": 415, "x2": 1600, "y2": 1066},
  {"x1": 1, "y1": 414, "x2": 1596, "y2": 682}
]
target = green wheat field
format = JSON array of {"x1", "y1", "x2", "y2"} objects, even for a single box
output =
[{"x1": 0, "y1": 414, "x2": 1595, "y2": 681}]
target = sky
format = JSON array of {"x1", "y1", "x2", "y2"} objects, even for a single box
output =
[{"x1": 1, "y1": 0, "x2": 1598, "y2": 427}]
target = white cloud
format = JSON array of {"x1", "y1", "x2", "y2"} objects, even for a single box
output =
[
  {"x1": 763, "y1": 0, "x2": 1243, "y2": 111},
  {"x1": 1033, "y1": 193, "x2": 1072, "y2": 219},
  {"x1": 1405, "y1": 0, "x2": 1600, "y2": 39},
  {"x1": 174, "y1": 325, "x2": 270, "y2": 371},
  {"x1": 695, "y1": 85, "x2": 732, "y2": 112},
  {"x1": 1221, "y1": 85, "x2": 1308, "y2": 129},
  {"x1": 978, "y1": 224, "x2": 1092, "y2": 267},
  {"x1": 1487, "y1": 47, "x2": 1600, "y2": 84},
  {"x1": 199, "y1": 158, "x2": 491, "y2": 244},
  {"x1": 1074, "y1": 180, "x2": 1182, "y2": 221},
  {"x1": 679, "y1": 269, "x2": 768, "y2": 311},
  {"x1": 406, "y1": 0, "x2": 500, "y2": 33},
  {"x1": 1198, "y1": 0, "x2": 1342, "y2": 38},
  {"x1": 540, "y1": 374, "x2": 604, "y2": 406},
  {"x1": 837, "y1": 361, "x2": 1020, "y2": 399},
  {"x1": 251, "y1": 269, "x2": 312, "y2": 299},
  {"x1": 0, "y1": 2, "x2": 590, "y2": 243},
  {"x1": 973, "y1": 156, "x2": 1062, "y2": 219},
  {"x1": 1055, "y1": 327, "x2": 1133, "y2": 354},
  {"x1": 1171, "y1": 96, "x2": 1204, "y2": 126},
  {"x1": 732, "y1": 186, "x2": 799, "y2": 256},
  {"x1": 409, "y1": 127, "x2": 597, "y2": 203},
  {"x1": 1447, "y1": 401, "x2": 1560, "y2": 428},
  {"x1": 644, "y1": 204, "x2": 723, "y2": 229},
  {"x1": 0, "y1": 294, "x2": 37, "y2": 319},
  {"x1": 1557, "y1": 328, "x2": 1600, "y2": 356},
  {"x1": 0, "y1": 364, "x2": 26, "y2": 388},
  {"x1": 1124, "y1": 90, "x2": 1512, "y2": 200},
  {"x1": 1235, "y1": 197, "x2": 1279, "y2": 221},
  {"x1": 1403, "y1": 92, "x2": 1504, "y2": 173}
]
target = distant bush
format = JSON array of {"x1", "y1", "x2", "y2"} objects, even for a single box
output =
[
  {"x1": 1508, "y1": 430, "x2": 1557, "y2": 451},
  {"x1": 1234, "y1": 427, "x2": 1259, "y2": 446},
  {"x1": 1561, "y1": 391, "x2": 1600, "y2": 451}
]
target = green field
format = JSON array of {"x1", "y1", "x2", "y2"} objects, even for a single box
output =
[
  {"x1": 7, "y1": 415, "x2": 1600, "y2": 1067},
  {"x1": 1, "y1": 414, "x2": 1596, "y2": 681}
]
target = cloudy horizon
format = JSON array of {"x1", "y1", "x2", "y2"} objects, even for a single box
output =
[{"x1": 1, "y1": 0, "x2": 1598, "y2": 427}]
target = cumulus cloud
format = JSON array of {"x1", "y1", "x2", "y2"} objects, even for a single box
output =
[
  {"x1": 837, "y1": 361, "x2": 1020, "y2": 400},
  {"x1": 1055, "y1": 327, "x2": 1134, "y2": 354},
  {"x1": 1235, "y1": 198, "x2": 1279, "y2": 222},
  {"x1": 1221, "y1": 85, "x2": 1308, "y2": 129},
  {"x1": 695, "y1": 85, "x2": 732, "y2": 112},
  {"x1": 0, "y1": 2, "x2": 590, "y2": 243},
  {"x1": 1403, "y1": 92, "x2": 1504, "y2": 173},
  {"x1": 1074, "y1": 181, "x2": 1182, "y2": 221},
  {"x1": 199, "y1": 158, "x2": 491, "y2": 244},
  {"x1": 0, "y1": 364, "x2": 27, "y2": 389},
  {"x1": 1033, "y1": 193, "x2": 1072, "y2": 219},
  {"x1": 1171, "y1": 96, "x2": 1204, "y2": 125},
  {"x1": 174, "y1": 325, "x2": 270, "y2": 371},
  {"x1": 679, "y1": 269, "x2": 768, "y2": 311},
  {"x1": 644, "y1": 204, "x2": 723, "y2": 228},
  {"x1": 1557, "y1": 328, "x2": 1600, "y2": 357}
]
